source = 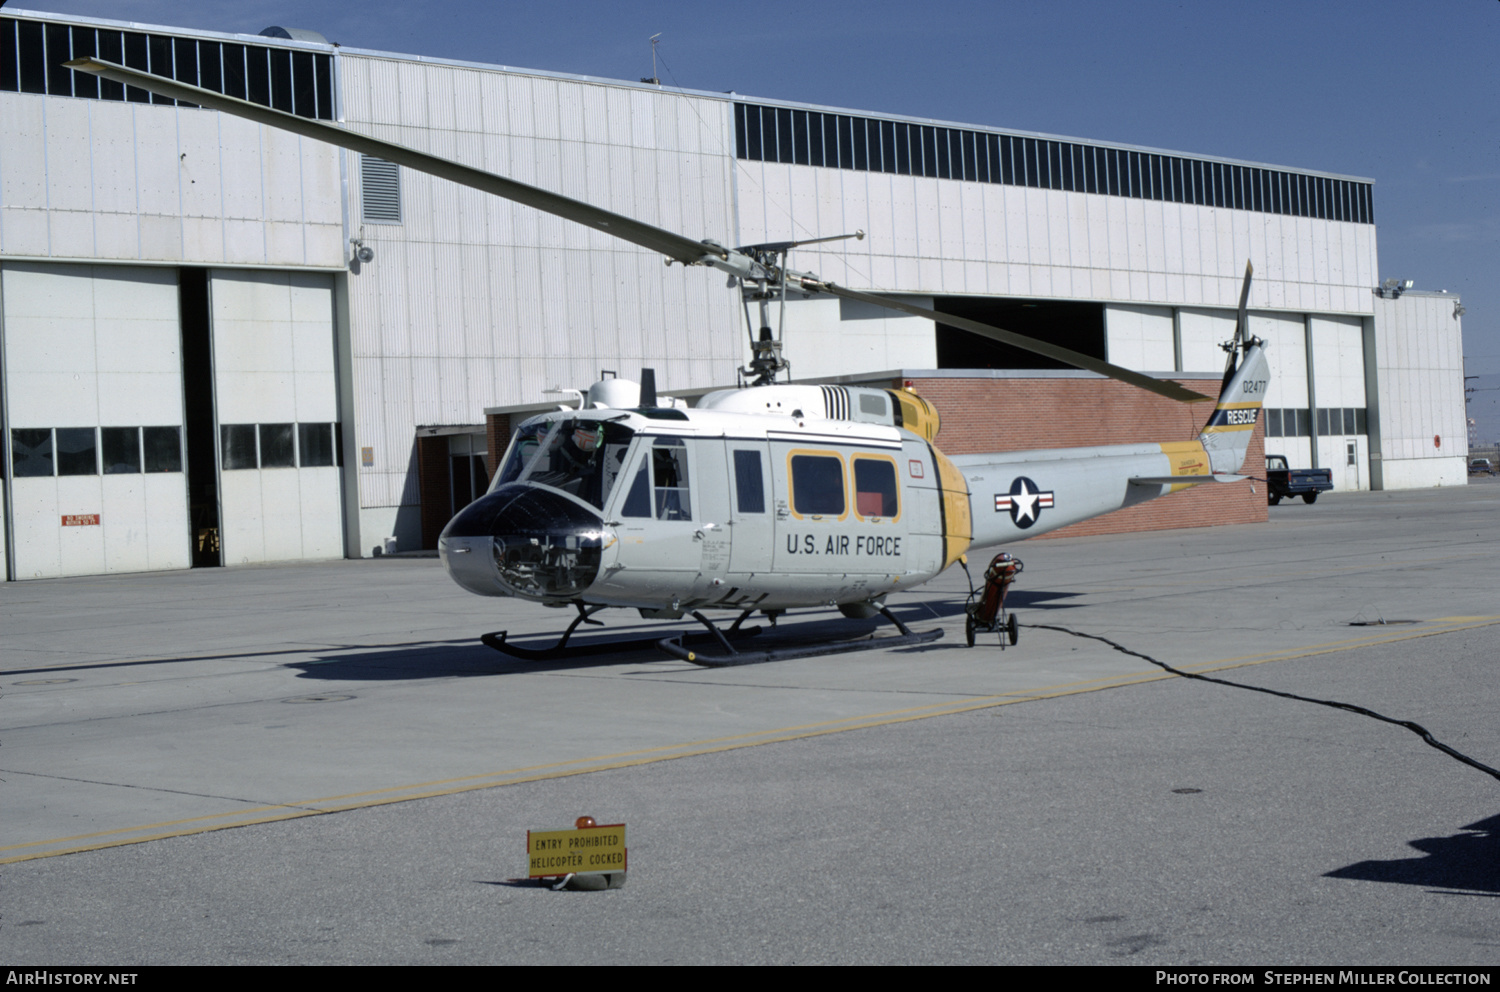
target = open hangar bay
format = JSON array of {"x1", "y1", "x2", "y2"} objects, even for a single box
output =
[{"x1": 2, "y1": 480, "x2": 1497, "y2": 965}]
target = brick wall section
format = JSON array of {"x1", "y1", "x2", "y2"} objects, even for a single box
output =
[
  {"x1": 471, "y1": 383, "x2": 1263, "y2": 545},
  {"x1": 416, "y1": 435, "x2": 453, "y2": 550},
  {"x1": 907, "y1": 376, "x2": 1267, "y2": 539}
]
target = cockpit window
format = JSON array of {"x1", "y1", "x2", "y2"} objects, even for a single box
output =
[{"x1": 493, "y1": 417, "x2": 635, "y2": 510}]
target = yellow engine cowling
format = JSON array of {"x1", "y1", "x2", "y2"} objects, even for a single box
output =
[
  {"x1": 930, "y1": 444, "x2": 972, "y2": 570},
  {"x1": 888, "y1": 388, "x2": 940, "y2": 442}
]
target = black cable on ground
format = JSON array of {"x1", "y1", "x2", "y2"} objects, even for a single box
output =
[{"x1": 1024, "y1": 622, "x2": 1500, "y2": 784}]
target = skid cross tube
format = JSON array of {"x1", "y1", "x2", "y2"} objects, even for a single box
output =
[{"x1": 657, "y1": 608, "x2": 943, "y2": 668}]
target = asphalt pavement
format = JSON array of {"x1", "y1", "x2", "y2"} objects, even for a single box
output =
[{"x1": 3, "y1": 477, "x2": 1498, "y2": 964}]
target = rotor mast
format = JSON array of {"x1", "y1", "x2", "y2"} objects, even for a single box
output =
[{"x1": 733, "y1": 231, "x2": 864, "y2": 386}]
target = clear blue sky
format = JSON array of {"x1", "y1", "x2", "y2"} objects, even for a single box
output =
[{"x1": 12, "y1": 1, "x2": 1500, "y2": 440}]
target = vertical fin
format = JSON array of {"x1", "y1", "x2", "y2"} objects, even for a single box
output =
[{"x1": 1201, "y1": 262, "x2": 1267, "y2": 475}]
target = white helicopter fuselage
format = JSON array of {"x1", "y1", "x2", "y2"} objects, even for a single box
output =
[
  {"x1": 438, "y1": 345, "x2": 1266, "y2": 619},
  {"x1": 439, "y1": 391, "x2": 971, "y2": 616}
]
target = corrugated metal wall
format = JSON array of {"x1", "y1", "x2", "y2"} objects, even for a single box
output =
[
  {"x1": 735, "y1": 159, "x2": 1379, "y2": 318},
  {"x1": 1372, "y1": 293, "x2": 1467, "y2": 487},
  {"x1": 338, "y1": 56, "x2": 742, "y2": 510},
  {"x1": 0, "y1": 92, "x2": 342, "y2": 267}
]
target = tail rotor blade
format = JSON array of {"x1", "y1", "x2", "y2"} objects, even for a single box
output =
[
  {"x1": 1234, "y1": 260, "x2": 1254, "y2": 347},
  {"x1": 1222, "y1": 260, "x2": 1255, "y2": 388}
]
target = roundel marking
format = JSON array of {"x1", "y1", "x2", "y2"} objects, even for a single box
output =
[{"x1": 993, "y1": 476, "x2": 1055, "y2": 529}]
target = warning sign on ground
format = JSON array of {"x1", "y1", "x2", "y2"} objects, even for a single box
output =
[{"x1": 527, "y1": 823, "x2": 627, "y2": 877}]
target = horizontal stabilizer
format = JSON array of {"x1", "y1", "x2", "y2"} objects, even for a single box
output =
[{"x1": 1129, "y1": 474, "x2": 1247, "y2": 486}]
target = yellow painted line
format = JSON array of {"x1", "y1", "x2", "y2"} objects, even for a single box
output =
[{"x1": 6, "y1": 614, "x2": 1498, "y2": 864}]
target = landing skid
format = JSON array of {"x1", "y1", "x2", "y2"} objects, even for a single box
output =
[
  {"x1": 481, "y1": 603, "x2": 761, "y2": 661},
  {"x1": 658, "y1": 606, "x2": 942, "y2": 668}
]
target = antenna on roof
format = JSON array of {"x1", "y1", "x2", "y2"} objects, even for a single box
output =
[{"x1": 641, "y1": 34, "x2": 662, "y2": 86}]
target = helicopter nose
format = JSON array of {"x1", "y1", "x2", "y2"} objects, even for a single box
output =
[{"x1": 438, "y1": 484, "x2": 607, "y2": 601}]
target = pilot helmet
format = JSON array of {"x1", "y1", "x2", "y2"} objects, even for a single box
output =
[{"x1": 573, "y1": 424, "x2": 603, "y2": 452}]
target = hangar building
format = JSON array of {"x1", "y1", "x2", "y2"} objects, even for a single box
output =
[{"x1": 0, "y1": 8, "x2": 1468, "y2": 580}]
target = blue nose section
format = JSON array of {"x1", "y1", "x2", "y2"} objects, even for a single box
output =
[{"x1": 439, "y1": 484, "x2": 605, "y2": 600}]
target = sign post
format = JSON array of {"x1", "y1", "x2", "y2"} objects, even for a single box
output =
[{"x1": 528, "y1": 816, "x2": 627, "y2": 889}]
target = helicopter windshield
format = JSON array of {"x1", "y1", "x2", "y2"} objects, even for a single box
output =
[{"x1": 493, "y1": 417, "x2": 636, "y2": 511}]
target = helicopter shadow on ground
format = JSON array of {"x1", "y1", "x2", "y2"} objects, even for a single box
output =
[
  {"x1": 287, "y1": 629, "x2": 718, "y2": 682},
  {"x1": 284, "y1": 615, "x2": 872, "y2": 681},
  {"x1": 898, "y1": 588, "x2": 1084, "y2": 620},
  {"x1": 1324, "y1": 812, "x2": 1500, "y2": 896},
  {"x1": 282, "y1": 597, "x2": 1069, "y2": 682}
]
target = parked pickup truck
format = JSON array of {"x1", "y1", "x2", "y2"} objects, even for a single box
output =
[{"x1": 1265, "y1": 455, "x2": 1333, "y2": 505}]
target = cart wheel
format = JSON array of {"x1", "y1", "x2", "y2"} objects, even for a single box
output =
[
  {"x1": 1006, "y1": 613, "x2": 1019, "y2": 646},
  {"x1": 965, "y1": 613, "x2": 976, "y2": 647}
]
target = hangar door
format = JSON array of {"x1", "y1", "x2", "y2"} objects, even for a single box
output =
[
  {"x1": 3, "y1": 262, "x2": 191, "y2": 579},
  {"x1": 209, "y1": 271, "x2": 344, "y2": 565}
]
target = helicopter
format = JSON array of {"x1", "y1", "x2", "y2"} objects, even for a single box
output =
[{"x1": 68, "y1": 57, "x2": 1269, "y2": 666}]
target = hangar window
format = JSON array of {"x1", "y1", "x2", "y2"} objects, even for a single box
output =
[
  {"x1": 56, "y1": 428, "x2": 98, "y2": 476},
  {"x1": 823, "y1": 114, "x2": 841, "y2": 169},
  {"x1": 222, "y1": 424, "x2": 258, "y2": 470},
  {"x1": 361, "y1": 156, "x2": 402, "y2": 224},
  {"x1": 223, "y1": 42, "x2": 248, "y2": 99},
  {"x1": 807, "y1": 111, "x2": 825, "y2": 167},
  {"x1": 789, "y1": 453, "x2": 846, "y2": 518},
  {"x1": 143, "y1": 427, "x2": 184, "y2": 473},
  {"x1": 729, "y1": 100, "x2": 1374, "y2": 223},
  {"x1": 838, "y1": 115, "x2": 855, "y2": 170},
  {"x1": 103, "y1": 427, "x2": 141, "y2": 474},
  {"x1": 11, "y1": 426, "x2": 183, "y2": 476},
  {"x1": 894, "y1": 121, "x2": 912, "y2": 175},
  {"x1": 259, "y1": 423, "x2": 296, "y2": 468},
  {"x1": 220, "y1": 422, "x2": 338, "y2": 469},
  {"x1": 921, "y1": 126, "x2": 938, "y2": 179},
  {"x1": 299, "y1": 423, "x2": 337, "y2": 468},
  {"x1": 0, "y1": 15, "x2": 336, "y2": 118},
  {"x1": 198, "y1": 39, "x2": 222, "y2": 92},
  {"x1": 10, "y1": 428, "x2": 53, "y2": 478},
  {"x1": 1265, "y1": 409, "x2": 1312, "y2": 437}
]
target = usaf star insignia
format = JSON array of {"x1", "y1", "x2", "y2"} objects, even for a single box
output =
[{"x1": 994, "y1": 476, "x2": 1055, "y2": 529}]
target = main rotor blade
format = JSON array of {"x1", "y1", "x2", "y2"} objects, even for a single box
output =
[
  {"x1": 69, "y1": 56, "x2": 1211, "y2": 405},
  {"x1": 811, "y1": 282, "x2": 1212, "y2": 404},
  {"x1": 64, "y1": 58, "x2": 718, "y2": 267}
]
